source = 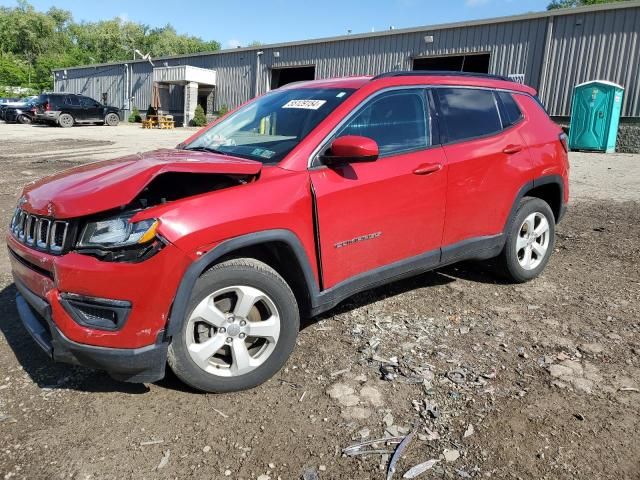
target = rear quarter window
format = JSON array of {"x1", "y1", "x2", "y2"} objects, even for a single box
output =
[
  {"x1": 436, "y1": 88, "x2": 502, "y2": 143},
  {"x1": 497, "y1": 91, "x2": 524, "y2": 127}
]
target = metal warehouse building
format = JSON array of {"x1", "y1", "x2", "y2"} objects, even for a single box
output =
[{"x1": 53, "y1": 1, "x2": 640, "y2": 127}]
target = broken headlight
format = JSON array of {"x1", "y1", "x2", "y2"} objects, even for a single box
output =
[{"x1": 78, "y1": 215, "x2": 158, "y2": 248}]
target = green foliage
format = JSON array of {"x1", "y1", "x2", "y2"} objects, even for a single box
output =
[
  {"x1": 191, "y1": 104, "x2": 207, "y2": 127},
  {"x1": 128, "y1": 106, "x2": 141, "y2": 123},
  {"x1": 547, "y1": 0, "x2": 631, "y2": 9},
  {"x1": 0, "y1": 1, "x2": 221, "y2": 90},
  {"x1": 0, "y1": 54, "x2": 28, "y2": 85},
  {"x1": 0, "y1": 84, "x2": 35, "y2": 96},
  {"x1": 218, "y1": 104, "x2": 229, "y2": 116}
]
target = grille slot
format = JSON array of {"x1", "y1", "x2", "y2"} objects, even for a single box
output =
[
  {"x1": 36, "y1": 219, "x2": 51, "y2": 249},
  {"x1": 10, "y1": 209, "x2": 68, "y2": 254}
]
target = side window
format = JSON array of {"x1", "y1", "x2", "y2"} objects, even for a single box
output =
[
  {"x1": 497, "y1": 91, "x2": 524, "y2": 128},
  {"x1": 65, "y1": 95, "x2": 80, "y2": 106},
  {"x1": 80, "y1": 97, "x2": 99, "y2": 107},
  {"x1": 335, "y1": 89, "x2": 430, "y2": 157},
  {"x1": 436, "y1": 88, "x2": 502, "y2": 143}
]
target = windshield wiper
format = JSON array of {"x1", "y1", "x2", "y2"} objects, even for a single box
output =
[{"x1": 184, "y1": 146, "x2": 231, "y2": 156}]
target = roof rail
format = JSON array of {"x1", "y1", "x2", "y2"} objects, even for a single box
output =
[{"x1": 371, "y1": 71, "x2": 512, "y2": 82}]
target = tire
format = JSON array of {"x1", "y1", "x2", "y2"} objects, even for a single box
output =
[
  {"x1": 168, "y1": 258, "x2": 299, "y2": 393},
  {"x1": 58, "y1": 113, "x2": 74, "y2": 128},
  {"x1": 499, "y1": 197, "x2": 556, "y2": 283},
  {"x1": 17, "y1": 115, "x2": 31, "y2": 125},
  {"x1": 104, "y1": 112, "x2": 120, "y2": 126}
]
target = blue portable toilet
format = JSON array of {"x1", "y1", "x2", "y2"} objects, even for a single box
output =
[{"x1": 568, "y1": 80, "x2": 624, "y2": 153}]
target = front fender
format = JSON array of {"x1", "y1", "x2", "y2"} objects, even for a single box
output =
[{"x1": 164, "y1": 229, "x2": 319, "y2": 338}]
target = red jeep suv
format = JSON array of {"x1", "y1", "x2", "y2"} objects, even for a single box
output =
[{"x1": 8, "y1": 72, "x2": 569, "y2": 392}]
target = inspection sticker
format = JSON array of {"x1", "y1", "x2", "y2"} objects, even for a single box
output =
[{"x1": 282, "y1": 99, "x2": 327, "y2": 110}]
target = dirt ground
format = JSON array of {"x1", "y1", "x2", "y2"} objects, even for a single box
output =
[{"x1": 0, "y1": 123, "x2": 638, "y2": 480}]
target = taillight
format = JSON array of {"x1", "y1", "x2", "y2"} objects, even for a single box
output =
[{"x1": 559, "y1": 133, "x2": 568, "y2": 153}]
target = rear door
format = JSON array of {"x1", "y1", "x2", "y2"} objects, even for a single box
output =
[
  {"x1": 436, "y1": 87, "x2": 532, "y2": 250},
  {"x1": 63, "y1": 95, "x2": 82, "y2": 118},
  {"x1": 310, "y1": 88, "x2": 448, "y2": 289}
]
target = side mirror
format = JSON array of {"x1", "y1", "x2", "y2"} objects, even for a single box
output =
[{"x1": 320, "y1": 135, "x2": 379, "y2": 165}]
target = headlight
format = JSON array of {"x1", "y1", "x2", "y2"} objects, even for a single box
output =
[{"x1": 78, "y1": 215, "x2": 158, "y2": 248}]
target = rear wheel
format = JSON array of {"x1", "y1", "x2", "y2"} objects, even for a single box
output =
[
  {"x1": 168, "y1": 258, "x2": 299, "y2": 393},
  {"x1": 17, "y1": 115, "x2": 31, "y2": 125},
  {"x1": 104, "y1": 113, "x2": 120, "y2": 126},
  {"x1": 58, "y1": 113, "x2": 74, "y2": 128},
  {"x1": 499, "y1": 197, "x2": 555, "y2": 283}
]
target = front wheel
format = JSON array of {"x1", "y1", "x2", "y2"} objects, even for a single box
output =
[
  {"x1": 17, "y1": 115, "x2": 32, "y2": 124},
  {"x1": 104, "y1": 112, "x2": 120, "y2": 126},
  {"x1": 168, "y1": 258, "x2": 299, "y2": 393},
  {"x1": 498, "y1": 197, "x2": 556, "y2": 283}
]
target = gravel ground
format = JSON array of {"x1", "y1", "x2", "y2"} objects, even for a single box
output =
[{"x1": 0, "y1": 123, "x2": 638, "y2": 480}]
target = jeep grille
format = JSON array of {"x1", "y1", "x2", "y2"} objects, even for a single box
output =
[{"x1": 10, "y1": 209, "x2": 68, "y2": 254}]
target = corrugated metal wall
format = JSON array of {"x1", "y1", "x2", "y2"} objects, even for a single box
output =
[
  {"x1": 54, "y1": 4, "x2": 640, "y2": 118},
  {"x1": 542, "y1": 6, "x2": 639, "y2": 117},
  {"x1": 254, "y1": 17, "x2": 548, "y2": 97},
  {"x1": 55, "y1": 64, "x2": 126, "y2": 107}
]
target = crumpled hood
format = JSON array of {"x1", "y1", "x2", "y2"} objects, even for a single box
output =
[{"x1": 21, "y1": 149, "x2": 262, "y2": 218}]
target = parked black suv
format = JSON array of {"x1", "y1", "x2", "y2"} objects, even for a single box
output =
[{"x1": 35, "y1": 93, "x2": 121, "y2": 128}]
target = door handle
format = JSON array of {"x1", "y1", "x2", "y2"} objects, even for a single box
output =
[
  {"x1": 503, "y1": 144, "x2": 524, "y2": 154},
  {"x1": 413, "y1": 163, "x2": 442, "y2": 175}
]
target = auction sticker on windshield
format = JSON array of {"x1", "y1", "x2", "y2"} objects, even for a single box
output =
[{"x1": 282, "y1": 99, "x2": 327, "y2": 110}]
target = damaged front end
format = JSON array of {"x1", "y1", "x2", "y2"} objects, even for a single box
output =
[
  {"x1": 71, "y1": 172, "x2": 254, "y2": 263},
  {"x1": 14, "y1": 149, "x2": 263, "y2": 263},
  {"x1": 7, "y1": 149, "x2": 264, "y2": 371}
]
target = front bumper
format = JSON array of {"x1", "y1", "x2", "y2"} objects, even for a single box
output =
[
  {"x1": 15, "y1": 277, "x2": 168, "y2": 383},
  {"x1": 8, "y1": 231, "x2": 193, "y2": 383},
  {"x1": 8, "y1": 233, "x2": 190, "y2": 348}
]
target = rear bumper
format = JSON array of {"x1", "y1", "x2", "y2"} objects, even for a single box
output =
[
  {"x1": 36, "y1": 111, "x2": 61, "y2": 122},
  {"x1": 14, "y1": 276, "x2": 168, "y2": 383}
]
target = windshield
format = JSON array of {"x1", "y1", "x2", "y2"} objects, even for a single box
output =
[{"x1": 184, "y1": 88, "x2": 354, "y2": 164}]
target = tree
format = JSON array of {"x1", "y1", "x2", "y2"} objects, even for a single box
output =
[
  {"x1": 128, "y1": 106, "x2": 141, "y2": 123},
  {"x1": 548, "y1": 0, "x2": 631, "y2": 9},
  {"x1": 191, "y1": 104, "x2": 207, "y2": 127},
  {"x1": 0, "y1": 1, "x2": 221, "y2": 90},
  {"x1": 0, "y1": 54, "x2": 28, "y2": 85}
]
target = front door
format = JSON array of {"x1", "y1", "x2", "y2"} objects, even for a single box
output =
[
  {"x1": 310, "y1": 88, "x2": 448, "y2": 289},
  {"x1": 79, "y1": 96, "x2": 102, "y2": 121}
]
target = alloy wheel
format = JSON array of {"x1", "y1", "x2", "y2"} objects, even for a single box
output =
[
  {"x1": 516, "y1": 212, "x2": 550, "y2": 270},
  {"x1": 59, "y1": 114, "x2": 74, "y2": 128},
  {"x1": 185, "y1": 285, "x2": 281, "y2": 377},
  {"x1": 105, "y1": 113, "x2": 119, "y2": 126}
]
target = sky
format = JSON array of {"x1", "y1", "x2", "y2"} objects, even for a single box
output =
[{"x1": 1, "y1": 0, "x2": 551, "y2": 49}]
